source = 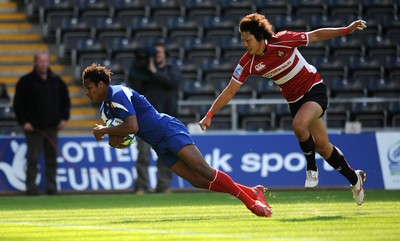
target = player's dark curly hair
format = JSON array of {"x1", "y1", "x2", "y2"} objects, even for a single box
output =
[
  {"x1": 82, "y1": 63, "x2": 113, "y2": 86},
  {"x1": 239, "y1": 13, "x2": 275, "y2": 41}
]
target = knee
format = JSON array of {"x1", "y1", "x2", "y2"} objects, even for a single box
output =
[{"x1": 292, "y1": 118, "x2": 309, "y2": 140}]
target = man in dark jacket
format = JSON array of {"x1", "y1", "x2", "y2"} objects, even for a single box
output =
[
  {"x1": 129, "y1": 41, "x2": 181, "y2": 193},
  {"x1": 13, "y1": 50, "x2": 71, "y2": 195}
]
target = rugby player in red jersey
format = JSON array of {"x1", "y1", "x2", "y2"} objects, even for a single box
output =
[{"x1": 199, "y1": 13, "x2": 367, "y2": 205}]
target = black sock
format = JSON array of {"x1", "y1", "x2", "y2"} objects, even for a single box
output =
[
  {"x1": 325, "y1": 146, "x2": 358, "y2": 185},
  {"x1": 299, "y1": 134, "x2": 317, "y2": 171}
]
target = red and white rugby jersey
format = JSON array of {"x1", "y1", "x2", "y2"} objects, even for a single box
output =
[{"x1": 232, "y1": 30, "x2": 323, "y2": 103}]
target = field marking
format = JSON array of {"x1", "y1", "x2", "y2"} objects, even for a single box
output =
[{"x1": 0, "y1": 220, "x2": 323, "y2": 241}]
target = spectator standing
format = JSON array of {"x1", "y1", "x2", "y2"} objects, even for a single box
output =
[
  {"x1": 129, "y1": 41, "x2": 181, "y2": 194},
  {"x1": 13, "y1": 50, "x2": 71, "y2": 195}
]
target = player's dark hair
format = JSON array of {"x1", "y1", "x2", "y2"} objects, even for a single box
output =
[
  {"x1": 239, "y1": 13, "x2": 275, "y2": 41},
  {"x1": 82, "y1": 63, "x2": 112, "y2": 86}
]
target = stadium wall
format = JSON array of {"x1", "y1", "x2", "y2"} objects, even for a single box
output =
[{"x1": 1, "y1": 132, "x2": 399, "y2": 193}]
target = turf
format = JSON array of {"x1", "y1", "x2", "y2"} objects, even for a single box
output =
[{"x1": 0, "y1": 190, "x2": 399, "y2": 241}]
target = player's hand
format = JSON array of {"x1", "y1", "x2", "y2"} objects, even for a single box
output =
[
  {"x1": 108, "y1": 135, "x2": 125, "y2": 148},
  {"x1": 199, "y1": 116, "x2": 212, "y2": 131},
  {"x1": 93, "y1": 123, "x2": 106, "y2": 141},
  {"x1": 347, "y1": 20, "x2": 367, "y2": 34}
]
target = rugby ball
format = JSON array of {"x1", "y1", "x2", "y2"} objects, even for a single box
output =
[{"x1": 105, "y1": 118, "x2": 135, "y2": 147}]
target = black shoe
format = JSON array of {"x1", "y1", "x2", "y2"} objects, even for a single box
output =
[
  {"x1": 46, "y1": 190, "x2": 58, "y2": 195},
  {"x1": 26, "y1": 190, "x2": 40, "y2": 196}
]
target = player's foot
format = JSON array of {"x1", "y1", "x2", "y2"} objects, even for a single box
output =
[
  {"x1": 249, "y1": 200, "x2": 272, "y2": 217},
  {"x1": 252, "y1": 185, "x2": 270, "y2": 207},
  {"x1": 351, "y1": 170, "x2": 366, "y2": 205},
  {"x1": 305, "y1": 170, "x2": 319, "y2": 188}
]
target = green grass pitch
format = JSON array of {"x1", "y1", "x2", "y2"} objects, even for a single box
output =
[{"x1": 0, "y1": 190, "x2": 399, "y2": 241}]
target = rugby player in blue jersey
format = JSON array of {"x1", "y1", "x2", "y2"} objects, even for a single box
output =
[{"x1": 82, "y1": 63, "x2": 272, "y2": 217}]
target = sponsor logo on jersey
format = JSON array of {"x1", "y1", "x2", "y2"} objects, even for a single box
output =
[
  {"x1": 255, "y1": 62, "x2": 266, "y2": 71},
  {"x1": 233, "y1": 64, "x2": 243, "y2": 78}
]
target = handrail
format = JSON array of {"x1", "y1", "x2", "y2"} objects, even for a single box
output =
[{"x1": 178, "y1": 97, "x2": 400, "y2": 131}]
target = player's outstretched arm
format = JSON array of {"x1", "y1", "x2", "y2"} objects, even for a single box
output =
[{"x1": 308, "y1": 20, "x2": 367, "y2": 44}]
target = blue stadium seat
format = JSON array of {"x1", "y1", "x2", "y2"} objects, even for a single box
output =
[
  {"x1": 219, "y1": 0, "x2": 256, "y2": 23},
  {"x1": 166, "y1": 17, "x2": 201, "y2": 46},
  {"x1": 203, "y1": 16, "x2": 237, "y2": 42},
  {"x1": 350, "y1": 102, "x2": 387, "y2": 128},
  {"x1": 326, "y1": 102, "x2": 350, "y2": 129},
  {"x1": 131, "y1": 17, "x2": 167, "y2": 45},
  {"x1": 256, "y1": 0, "x2": 292, "y2": 25},
  {"x1": 150, "y1": 0, "x2": 183, "y2": 25},
  {"x1": 388, "y1": 102, "x2": 400, "y2": 127},
  {"x1": 183, "y1": 0, "x2": 221, "y2": 24}
]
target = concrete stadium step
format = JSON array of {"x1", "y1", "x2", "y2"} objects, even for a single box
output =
[
  {"x1": 0, "y1": 33, "x2": 41, "y2": 42},
  {"x1": 63, "y1": 119, "x2": 103, "y2": 134},
  {"x1": 0, "y1": 23, "x2": 33, "y2": 33},
  {"x1": 0, "y1": 43, "x2": 48, "y2": 54},
  {"x1": 0, "y1": 64, "x2": 64, "y2": 75},
  {"x1": 6, "y1": 85, "x2": 83, "y2": 98},
  {"x1": 0, "y1": 75, "x2": 73, "y2": 84},
  {"x1": 0, "y1": 54, "x2": 57, "y2": 64},
  {"x1": 70, "y1": 96, "x2": 90, "y2": 106},
  {"x1": 0, "y1": 1, "x2": 17, "y2": 13},
  {"x1": 0, "y1": 12, "x2": 25, "y2": 22},
  {"x1": 71, "y1": 107, "x2": 97, "y2": 116}
]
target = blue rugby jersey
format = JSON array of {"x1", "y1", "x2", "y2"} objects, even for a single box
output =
[{"x1": 99, "y1": 85, "x2": 173, "y2": 146}]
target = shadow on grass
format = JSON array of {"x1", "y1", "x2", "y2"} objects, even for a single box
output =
[{"x1": 278, "y1": 215, "x2": 344, "y2": 222}]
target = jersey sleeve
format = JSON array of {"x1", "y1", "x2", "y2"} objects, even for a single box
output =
[
  {"x1": 231, "y1": 55, "x2": 251, "y2": 84},
  {"x1": 111, "y1": 88, "x2": 136, "y2": 121},
  {"x1": 274, "y1": 30, "x2": 309, "y2": 47}
]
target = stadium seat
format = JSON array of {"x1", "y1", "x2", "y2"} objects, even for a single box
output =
[
  {"x1": 184, "y1": 37, "x2": 218, "y2": 66},
  {"x1": 184, "y1": 0, "x2": 221, "y2": 24},
  {"x1": 95, "y1": 17, "x2": 129, "y2": 41},
  {"x1": 275, "y1": 103, "x2": 292, "y2": 130},
  {"x1": 364, "y1": 0, "x2": 397, "y2": 23},
  {"x1": 203, "y1": 16, "x2": 237, "y2": 43},
  {"x1": 348, "y1": 56, "x2": 382, "y2": 83},
  {"x1": 327, "y1": 0, "x2": 361, "y2": 22},
  {"x1": 73, "y1": 38, "x2": 107, "y2": 78},
  {"x1": 176, "y1": 105, "x2": 201, "y2": 126},
  {"x1": 108, "y1": 37, "x2": 139, "y2": 59},
  {"x1": 219, "y1": 0, "x2": 256, "y2": 23},
  {"x1": 388, "y1": 102, "x2": 400, "y2": 127},
  {"x1": 329, "y1": 35, "x2": 365, "y2": 65},
  {"x1": 175, "y1": 59, "x2": 201, "y2": 83},
  {"x1": 274, "y1": 15, "x2": 310, "y2": 33},
  {"x1": 114, "y1": 0, "x2": 148, "y2": 26},
  {"x1": 256, "y1": 0, "x2": 292, "y2": 25},
  {"x1": 166, "y1": 17, "x2": 201, "y2": 46},
  {"x1": 350, "y1": 102, "x2": 387, "y2": 128},
  {"x1": 181, "y1": 79, "x2": 215, "y2": 101},
  {"x1": 368, "y1": 77, "x2": 400, "y2": 98},
  {"x1": 326, "y1": 102, "x2": 350, "y2": 129},
  {"x1": 76, "y1": 0, "x2": 110, "y2": 18},
  {"x1": 366, "y1": 35, "x2": 397, "y2": 64},
  {"x1": 131, "y1": 17, "x2": 167, "y2": 46},
  {"x1": 150, "y1": 0, "x2": 183, "y2": 25},
  {"x1": 40, "y1": 0, "x2": 75, "y2": 41},
  {"x1": 292, "y1": 0, "x2": 327, "y2": 23},
  {"x1": 239, "y1": 104, "x2": 275, "y2": 131},
  {"x1": 56, "y1": 17, "x2": 93, "y2": 47},
  {"x1": 330, "y1": 78, "x2": 366, "y2": 98}
]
